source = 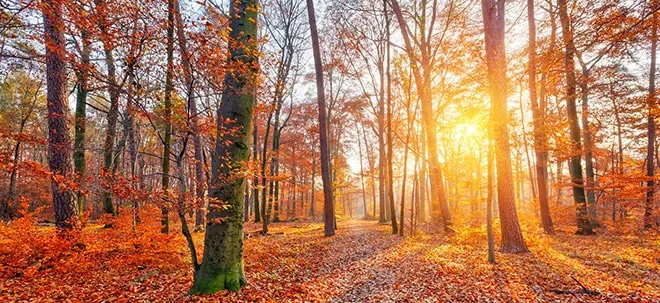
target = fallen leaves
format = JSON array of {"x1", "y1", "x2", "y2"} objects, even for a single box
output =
[{"x1": 1, "y1": 212, "x2": 659, "y2": 302}]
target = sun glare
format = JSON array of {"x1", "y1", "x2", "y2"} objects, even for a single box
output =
[{"x1": 454, "y1": 122, "x2": 482, "y2": 141}]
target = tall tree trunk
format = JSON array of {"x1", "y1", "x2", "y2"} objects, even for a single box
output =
[
  {"x1": 190, "y1": 0, "x2": 258, "y2": 293},
  {"x1": 646, "y1": 8, "x2": 658, "y2": 230},
  {"x1": 252, "y1": 123, "x2": 261, "y2": 222},
  {"x1": 306, "y1": 0, "x2": 335, "y2": 236},
  {"x1": 527, "y1": 0, "x2": 553, "y2": 234},
  {"x1": 419, "y1": 128, "x2": 427, "y2": 222},
  {"x1": 482, "y1": 0, "x2": 529, "y2": 253},
  {"x1": 173, "y1": 0, "x2": 206, "y2": 231},
  {"x1": 578, "y1": 63, "x2": 598, "y2": 225},
  {"x1": 356, "y1": 122, "x2": 368, "y2": 218},
  {"x1": 95, "y1": 0, "x2": 119, "y2": 215},
  {"x1": 160, "y1": 0, "x2": 175, "y2": 233},
  {"x1": 389, "y1": 0, "x2": 452, "y2": 231},
  {"x1": 43, "y1": 0, "x2": 79, "y2": 230},
  {"x1": 378, "y1": 58, "x2": 387, "y2": 224},
  {"x1": 385, "y1": 4, "x2": 397, "y2": 233},
  {"x1": 363, "y1": 125, "x2": 377, "y2": 219},
  {"x1": 557, "y1": 0, "x2": 593, "y2": 235},
  {"x1": 310, "y1": 155, "x2": 316, "y2": 219},
  {"x1": 487, "y1": 137, "x2": 495, "y2": 263},
  {"x1": 260, "y1": 112, "x2": 273, "y2": 233},
  {"x1": 126, "y1": 69, "x2": 139, "y2": 226},
  {"x1": 74, "y1": 29, "x2": 90, "y2": 217}
]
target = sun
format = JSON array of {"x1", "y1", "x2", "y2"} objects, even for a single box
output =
[{"x1": 453, "y1": 122, "x2": 482, "y2": 141}]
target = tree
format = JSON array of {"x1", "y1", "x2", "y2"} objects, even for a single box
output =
[
  {"x1": 190, "y1": 0, "x2": 258, "y2": 293},
  {"x1": 160, "y1": 0, "x2": 175, "y2": 233},
  {"x1": 73, "y1": 17, "x2": 91, "y2": 217},
  {"x1": 557, "y1": 0, "x2": 594, "y2": 235},
  {"x1": 42, "y1": 0, "x2": 79, "y2": 230},
  {"x1": 527, "y1": 0, "x2": 554, "y2": 234},
  {"x1": 389, "y1": 0, "x2": 453, "y2": 231},
  {"x1": 481, "y1": 0, "x2": 528, "y2": 253},
  {"x1": 385, "y1": 0, "x2": 397, "y2": 234},
  {"x1": 173, "y1": 0, "x2": 206, "y2": 231},
  {"x1": 306, "y1": 0, "x2": 335, "y2": 236},
  {"x1": 1, "y1": 72, "x2": 41, "y2": 220},
  {"x1": 94, "y1": 0, "x2": 120, "y2": 216},
  {"x1": 645, "y1": 6, "x2": 658, "y2": 230}
]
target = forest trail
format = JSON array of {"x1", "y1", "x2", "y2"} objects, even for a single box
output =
[{"x1": 2, "y1": 217, "x2": 660, "y2": 302}]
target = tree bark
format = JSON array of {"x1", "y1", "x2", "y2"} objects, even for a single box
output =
[
  {"x1": 646, "y1": 8, "x2": 658, "y2": 230},
  {"x1": 173, "y1": 0, "x2": 206, "y2": 231},
  {"x1": 252, "y1": 123, "x2": 261, "y2": 222},
  {"x1": 557, "y1": 0, "x2": 593, "y2": 235},
  {"x1": 481, "y1": 0, "x2": 529, "y2": 253},
  {"x1": 43, "y1": 0, "x2": 79, "y2": 230},
  {"x1": 190, "y1": 0, "x2": 258, "y2": 293},
  {"x1": 487, "y1": 137, "x2": 495, "y2": 263},
  {"x1": 527, "y1": 0, "x2": 554, "y2": 234},
  {"x1": 159, "y1": 0, "x2": 175, "y2": 233},
  {"x1": 74, "y1": 28, "x2": 90, "y2": 217},
  {"x1": 385, "y1": 2, "x2": 398, "y2": 233},
  {"x1": 95, "y1": 0, "x2": 119, "y2": 216},
  {"x1": 306, "y1": 0, "x2": 335, "y2": 236},
  {"x1": 389, "y1": 0, "x2": 452, "y2": 231}
]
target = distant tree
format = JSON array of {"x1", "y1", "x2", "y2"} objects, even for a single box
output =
[
  {"x1": 390, "y1": 0, "x2": 453, "y2": 231},
  {"x1": 1, "y1": 72, "x2": 41, "y2": 220}
]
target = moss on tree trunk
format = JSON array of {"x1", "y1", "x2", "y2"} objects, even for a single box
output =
[{"x1": 190, "y1": 0, "x2": 258, "y2": 294}]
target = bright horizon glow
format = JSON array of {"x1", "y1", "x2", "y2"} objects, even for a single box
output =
[{"x1": 453, "y1": 122, "x2": 482, "y2": 142}]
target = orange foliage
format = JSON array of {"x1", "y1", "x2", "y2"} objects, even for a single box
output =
[{"x1": 1, "y1": 216, "x2": 659, "y2": 302}]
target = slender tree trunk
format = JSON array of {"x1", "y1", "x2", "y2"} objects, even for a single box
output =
[
  {"x1": 487, "y1": 137, "x2": 495, "y2": 263},
  {"x1": 578, "y1": 64, "x2": 598, "y2": 225},
  {"x1": 527, "y1": 0, "x2": 554, "y2": 234},
  {"x1": 356, "y1": 122, "x2": 368, "y2": 218},
  {"x1": 43, "y1": 0, "x2": 79, "y2": 230},
  {"x1": 419, "y1": 129, "x2": 427, "y2": 222},
  {"x1": 160, "y1": 0, "x2": 175, "y2": 233},
  {"x1": 95, "y1": 0, "x2": 119, "y2": 216},
  {"x1": 363, "y1": 125, "x2": 377, "y2": 219},
  {"x1": 646, "y1": 8, "x2": 658, "y2": 230},
  {"x1": 190, "y1": 0, "x2": 258, "y2": 293},
  {"x1": 558, "y1": 0, "x2": 593, "y2": 235},
  {"x1": 482, "y1": 0, "x2": 529, "y2": 252},
  {"x1": 126, "y1": 71, "x2": 139, "y2": 226},
  {"x1": 4, "y1": 140, "x2": 20, "y2": 219},
  {"x1": 73, "y1": 29, "x2": 90, "y2": 217},
  {"x1": 252, "y1": 123, "x2": 261, "y2": 222},
  {"x1": 389, "y1": 0, "x2": 452, "y2": 231},
  {"x1": 378, "y1": 59, "x2": 387, "y2": 224},
  {"x1": 310, "y1": 155, "x2": 316, "y2": 219},
  {"x1": 385, "y1": 4, "x2": 397, "y2": 233},
  {"x1": 173, "y1": 0, "x2": 206, "y2": 231},
  {"x1": 306, "y1": 0, "x2": 335, "y2": 236},
  {"x1": 260, "y1": 112, "x2": 273, "y2": 233}
]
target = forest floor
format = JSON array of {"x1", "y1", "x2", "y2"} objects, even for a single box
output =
[{"x1": 1, "y1": 213, "x2": 660, "y2": 302}]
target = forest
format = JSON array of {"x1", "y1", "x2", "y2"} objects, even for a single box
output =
[{"x1": 1, "y1": 0, "x2": 660, "y2": 301}]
